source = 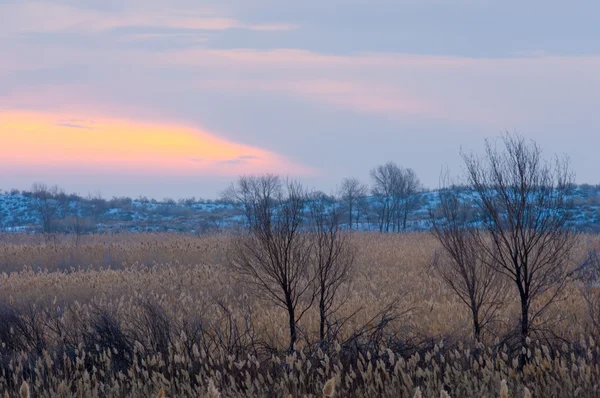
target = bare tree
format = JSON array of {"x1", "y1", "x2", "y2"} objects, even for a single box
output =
[
  {"x1": 430, "y1": 174, "x2": 506, "y2": 341},
  {"x1": 231, "y1": 178, "x2": 314, "y2": 351},
  {"x1": 55, "y1": 190, "x2": 72, "y2": 219},
  {"x1": 371, "y1": 162, "x2": 399, "y2": 232},
  {"x1": 356, "y1": 193, "x2": 371, "y2": 231},
  {"x1": 86, "y1": 191, "x2": 108, "y2": 222},
  {"x1": 370, "y1": 162, "x2": 421, "y2": 232},
  {"x1": 462, "y1": 133, "x2": 576, "y2": 348},
  {"x1": 66, "y1": 200, "x2": 96, "y2": 246},
  {"x1": 31, "y1": 183, "x2": 64, "y2": 233},
  {"x1": 339, "y1": 177, "x2": 367, "y2": 230},
  {"x1": 222, "y1": 174, "x2": 281, "y2": 228},
  {"x1": 397, "y1": 168, "x2": 421, "y2": 231},
  {"x1": 308, "y1": 192, "x2": 356, "y2": 344}
]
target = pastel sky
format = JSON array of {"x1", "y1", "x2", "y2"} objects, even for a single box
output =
[{"x1": 1, "y1": 0, "x2": 599, "y2": 198}]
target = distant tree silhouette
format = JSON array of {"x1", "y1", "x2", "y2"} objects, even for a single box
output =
[
  {"x1": 339, "y1": 177, "x2": 367, "y2": 229},
  {"x1": 31, "y1": 182, "x2": 64, "y2": 233},
  {"x1": 370, "y1": 162, "x2": 421, "y2": 232}
]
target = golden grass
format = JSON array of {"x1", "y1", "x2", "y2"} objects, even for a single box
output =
[{"x1": 0, "y1": 232, "x2": 598, "y2": 397}]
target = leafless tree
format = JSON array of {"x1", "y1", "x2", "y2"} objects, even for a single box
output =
[
  {"x1": 339, "y1": 177, "x2": 367, "y2": 229},
  {"x1": 86, "y1": 191, "x2": 108, "y2": 222},
  {"x1": 231, "y1": 178, "x2": 314, "y2": 351},
  {"x1": 371, "y1": 162, "x2": 399, "y2": 232},
  {"x1": 462, "y1": 133, "x2": 576, "y2": 348},
  {"x1": 55, "y1": 191, "x2": 72, "y2": 219},
  {"x1": 222, "y1": 174, "x2": 281, "y2": 228},
  {"x1": 31, "y1": 183, "x2": 64, "y2": 234},
  {"x1": 396, "y1": 168, "x2": 422, "y2": 231},
  {"x1": 430, "y1": 173, "x2": 506, "y2": 341},
  {"x1": 370, "y1": 162, "x2": 421, "y2": 232},
  {"x1": 308, "y1": 192, "x2": 356, "y2": 344},
  {"x1": 65, "y1": 207, "x2": 95, "y2": 247}
]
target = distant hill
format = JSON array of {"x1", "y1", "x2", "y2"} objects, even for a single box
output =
[{"x1": 0, "y1": 184, "x2": 599, "y2": 234}]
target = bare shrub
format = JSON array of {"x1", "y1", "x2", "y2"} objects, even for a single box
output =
[
  {"x1": 82, "y1": 309, "x2": 134, "y2": 373},
  {"x1": 0, "y1": 303, "x2": 29, "y2": 355},
  {"x1": 134, "y1": 300, "x2": 173, "y2": 361}
]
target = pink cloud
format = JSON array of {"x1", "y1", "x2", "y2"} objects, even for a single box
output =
[
  {"x1": 4, "y1": 38, "x2": 600, "y2": 129},
  {"x1": 150, "y1": 49, "x2": 477, "y2": 70},
  {"x1": 172, "y1": 50, "x2": 600, "y2": 125},
  {"x1": 0, "y1": 2, "x2": 295, "y2": 35},
  {"x1": 277, "y1": 80, "x2": 436, "y2": 116},
  {"x1": 153, "y1": 48, "x2": 600, "y2": 72}
]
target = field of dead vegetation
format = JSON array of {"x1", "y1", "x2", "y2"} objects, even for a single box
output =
[{"x1": 1, "y1": 232, "x2": 600, "y2": 397}]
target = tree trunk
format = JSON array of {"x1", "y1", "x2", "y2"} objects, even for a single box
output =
[
  {"x1": 469, "y1": 291, "x2": 481, "y2": 342},
  {"x1": 348, "y1": 202, "x2": 353, "y2": 230},
  {"x1": 385, "y1": 203, "x2": 391, "y2": 233},
  {"x1": 520, "y1": 295, "x2": 529, "y2": 344},
  {"x1": 471, "y1": 304, "x2": 481, "y2": 342},
  {"x1": 518, "y1": 288, "x2": 530, "y2": 369},
  {"x1": 286, "y1": 297, "x2": 297, "y2": 352},
  {"x1": 319, "y1": 295, "x2": 326, "y2": 346}
]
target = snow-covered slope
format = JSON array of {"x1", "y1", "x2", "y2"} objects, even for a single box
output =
[{"x1": 0, "y1": 185, "x2": 598, "y2": 234}]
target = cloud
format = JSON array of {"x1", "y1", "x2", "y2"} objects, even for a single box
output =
[
  {"x1": 218, "y1": 155, "x2": 261, "y2": 164},
  {"x1": 4, "y1": 37, "x2": 600, "y2": 128},
  {"x1": 57, "y1": 123, "x2": 93, "y2": 129},
  {"x1": 119, "y1": 33, "x2": 209, "y2": 43},
  {"x1": 0, "y1": 2, "x2": 295, "y2": 35},
  {"x1": 5, "y1": 43, "x2": 600, "y2": 130},
  {"x1": 245, "y1": 23, "x2": 297, "y2": 32},
  {"x1": 276, "y1": 80, "x2": 436, "y2": 118},
  {"x1": 0, "y1": 111, "x2": 308, "y2": 176},
  {"x1": 169, "y1": 49, "x2": 599, "y2": 125}
]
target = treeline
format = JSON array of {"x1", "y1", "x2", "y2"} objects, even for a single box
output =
[{"x1": 0, "y1": 185, "x2": 231, "y2": 234}]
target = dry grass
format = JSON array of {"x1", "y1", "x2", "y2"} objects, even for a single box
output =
[{"x1": 0, "y1": 232, "x2": 599, "y2": 397}]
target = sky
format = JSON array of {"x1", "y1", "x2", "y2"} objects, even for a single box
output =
[{"x1": 1, "y1": 0, "x2": 599, "y2": 199}]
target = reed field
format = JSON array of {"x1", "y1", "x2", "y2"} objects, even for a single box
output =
[{"x1": 1, "y1": 232, "x2": 600, "y2": 397}]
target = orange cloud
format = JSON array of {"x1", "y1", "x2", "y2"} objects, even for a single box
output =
[{"x1": 0, "y1": 111, "x2": 307, "y2": 176}]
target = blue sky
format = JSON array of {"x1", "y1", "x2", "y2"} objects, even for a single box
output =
[{"x1": 1, "y1": 0, "x2": 599, "y2": 198}]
